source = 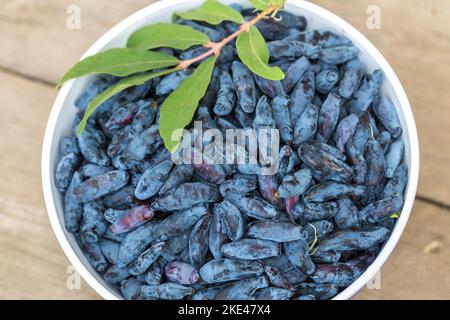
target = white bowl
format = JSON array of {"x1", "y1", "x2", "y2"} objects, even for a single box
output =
[{"x1": 42, "y1": 0, "x2": 420, "y2": 300}]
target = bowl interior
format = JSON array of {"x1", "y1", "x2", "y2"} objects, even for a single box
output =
[{"x1": 43, "y1": 0, "x2": 419, "y2": 300}]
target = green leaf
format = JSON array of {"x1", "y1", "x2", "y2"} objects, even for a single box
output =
[
  {"x1": 77, "y1": 68, "x2": 179, "y2": 134},
  {"x1": 249, "y1": 0, "x2": 287, "y2": 10},
  {"x1": 249, "y1": 0, "x2": 270, "y2": 11},
  {"x1": 270, "y1": 0, "x2": 287, "y2": 9},
  {"x1": 127, "y1": 23, "x2": 210, "y2": 50},
  {"x1": 248, "y1": 0, "x2": 287, "y2": 12},
  {"x1": 176, "y1": 0, "x2": 245, "y2": 25},
  {"x1": 59, "y1": 48, "x2": 179, "y2": 85},
  {"x1": 159, "y1": 57, "x2": 216, "y2": 152},
  {"x1": 236, "y1": 27, "x2": 285, "y2": 81}
]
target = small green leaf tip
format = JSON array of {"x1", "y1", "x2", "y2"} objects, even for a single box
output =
[
  {"x1": 249, "y1": 0, "x2": 286, "y2": 11},
  {"x1": 390, "y1": 211, "x2": 401, "y2": 219},
  {"x1": 270, "y1": 0, "x2": 287, "y2": 9}
]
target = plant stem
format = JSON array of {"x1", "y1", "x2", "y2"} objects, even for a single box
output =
[{"x1": 177, "y1": 6, "x2": 278, "y2": 69}]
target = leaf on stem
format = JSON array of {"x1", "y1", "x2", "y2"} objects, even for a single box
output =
[
  {"x1": 59, "y1": 48, "x2": 179, "y2": 85},
  {"x1": 236, "y1": 27, "x2": 285, "y2": 81},
  {"x1": 77, "y1": 68, "x2": 179, "y2": 134},
  {"x1": 159, "y1": 57, "x2": 216, "y2": 152},
  {"x1": 176, "y1": 0, "x2": 245, "y2": 25},
  {"x1": 127, "y1": 23, "x2": 210, "y2": 50},
  {"x1": 270, "y1": 0, "x2": 288, "y2": 9},
  {"x1": 249, "y1": 0, "x2": 271, "y2": 11},
  {"x1": 250, "y1": 0, "x2": 287, "y2": 10}
]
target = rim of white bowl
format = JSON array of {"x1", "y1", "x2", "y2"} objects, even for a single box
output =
[{"x1": 42, "y1": 0, "x2": 419, "y2": 300}]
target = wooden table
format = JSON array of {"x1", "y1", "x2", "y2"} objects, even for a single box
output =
[{"x1": 0, "y1": 0, "x2": 449, "y2": 300}]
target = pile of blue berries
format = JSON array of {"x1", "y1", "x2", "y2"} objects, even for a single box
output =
[{"x1": 55, "y1": 5, "x2": 408, "y2": 300}]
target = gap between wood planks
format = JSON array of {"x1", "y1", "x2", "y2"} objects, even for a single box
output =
[
  {"x1": 3, "y1": 68, "x2": 449, "y2": 213},
  {"x1": 0, "y1": 66, "x2": 56, "y2": 87},
  {"x1": 415, "y1": 196, "x2": 450, "y2": 211}
]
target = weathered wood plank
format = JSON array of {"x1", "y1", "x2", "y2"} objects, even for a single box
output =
[
  {"x1": 0, "y1": 70, "x2": 98, "y2": 299},
  {"x1": 0, "y1": 0, "x2": 154, "y2": 84}
]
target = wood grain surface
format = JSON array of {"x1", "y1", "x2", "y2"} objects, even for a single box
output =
[{"x1": 0, "y1": 0, "x2": 449, "y2": 300}]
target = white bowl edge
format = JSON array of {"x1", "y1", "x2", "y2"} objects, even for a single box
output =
[{"x1": 42, "y1": 0, "x2": 420, "y2": 300}]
